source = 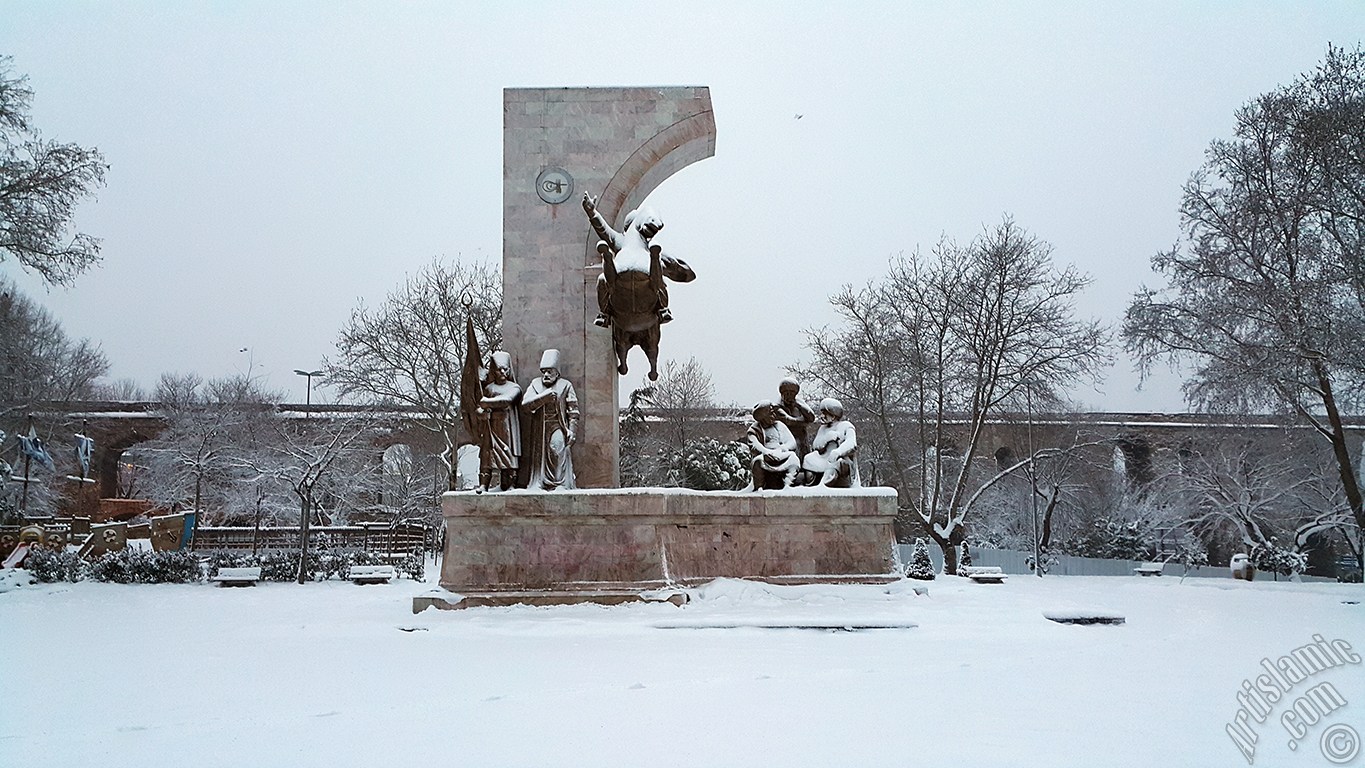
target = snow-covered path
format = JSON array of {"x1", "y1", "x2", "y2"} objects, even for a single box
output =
[{"x1": 4, "y1": 575, "x2": 1362, "y2": 767}]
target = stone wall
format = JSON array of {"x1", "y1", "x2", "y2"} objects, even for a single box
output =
[{"x1": 440, "y1": 487, "x2": 899, "y2": 591}]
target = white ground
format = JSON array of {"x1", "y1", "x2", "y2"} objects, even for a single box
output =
[{"x1": 3, "y1": 571, "x2": 1362, "y2": 768}]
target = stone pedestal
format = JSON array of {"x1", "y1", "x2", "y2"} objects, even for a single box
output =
[
  {"x1": 438, "y1": 487, "x2": 900, "y2": 593},
  {"x1": 502, "y1": 87, "x2": 717, "y2": 488}
]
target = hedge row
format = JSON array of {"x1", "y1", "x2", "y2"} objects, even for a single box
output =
[{"x1": 23, "y1": 547, "x2": 424, "y2": 583}]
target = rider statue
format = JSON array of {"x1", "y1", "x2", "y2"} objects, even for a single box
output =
[{"x1": 582, "y1": 191, "x2": 696, "y2": 379}]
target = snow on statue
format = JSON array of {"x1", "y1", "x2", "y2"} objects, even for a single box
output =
[
  {"x1": 520, "y1": 349, "x2": 579, "y2": 490},
  {"x1": 802, "y1": 398, "x2": 861, "y2": 488},
  {"x1": 582, "y1": 191, "x2": 696, "y2": 380},
  {"x1": 475, "y1": 350, "x2": 521, "y2": 493}
]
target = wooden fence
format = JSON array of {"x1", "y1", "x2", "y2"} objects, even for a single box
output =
[{"x1": 192, "y1": 523, "x2": 433, "y2": 557}]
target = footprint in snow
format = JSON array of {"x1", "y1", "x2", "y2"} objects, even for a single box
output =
[{"x1": 628, "y1": 683, "x2": 646, "y2": 690}]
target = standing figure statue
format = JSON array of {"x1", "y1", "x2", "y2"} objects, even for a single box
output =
[
  {"x1": 773, "y1": 377, "x2": 816, "y2": 463},
  {"x1": 582, "y1": 191, "x2": 696, "y2": 380},
  {"x1": 476, "y1": 350, "x2": 522, "y2": 493},
  {"x1": 802, "y1": 398, "x2": 861, "y2": 488},
  {"x1": 743, "y1": 401, "x2": 801, "y2": 491},
  {"x1": 520, "y1": 349, "x2": 579, "y2": 490}
]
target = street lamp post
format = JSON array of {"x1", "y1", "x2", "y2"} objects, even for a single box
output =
[
  {"x1": 294, "y1": 369, "x2": 323, "y2": 415},
  {"x1": 1026, "y1": 384, "x2": 1042, "y2": 578},
  {"x1": 293, "y1": 368, "x2": 323, "y2": 585}
]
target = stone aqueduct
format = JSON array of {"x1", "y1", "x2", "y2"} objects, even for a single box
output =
[{"x1": 17, "y1": 400, "x2": 1363, "y2": 517}]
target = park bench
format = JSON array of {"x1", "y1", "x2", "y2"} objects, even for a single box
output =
[
  {"x1": 348, "y1": 564, "x2": 396, "y2": 585},
  {"x1": 212, "y1": 566, "x2": 262, "y2": 587},
  {"x1": 961, "y1": 566, "x2": 1007, "y2": 584},
  {"x1": 1134, "y1": 562, "x2": 1165, "y2": 577}
]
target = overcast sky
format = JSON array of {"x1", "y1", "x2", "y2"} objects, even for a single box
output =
[{"x1": 2, "y1": 2, "x2": 1361, "y2": 410}]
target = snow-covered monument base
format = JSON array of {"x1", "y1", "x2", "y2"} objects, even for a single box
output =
[{"x1": 417, "y1": 487, "x2": 898, "y2": 610}]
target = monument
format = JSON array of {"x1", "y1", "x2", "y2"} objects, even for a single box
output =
[
  {"x1": 422, "y1": 87, "x2": 897, "y2": 611},
  {"x1": 501, "y1": 86, "x2": 717, "y2": 489}
]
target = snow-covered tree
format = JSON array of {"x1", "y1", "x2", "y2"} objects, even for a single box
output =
[
  {"x1": 133, "y1": 373, "x2": 281, "y2": 526},
  {"x1": 796, "y1": 219, "x2": 1109, "y2": 574},
  {"x1": 1156, "y1": 437, "x2": 1360, "y2": 571},
  {"x1": 621, "y1": 357, "x2": 724, "y2": 488},
  {"x1": 905, "y1": 538, "x2": 935, "y2": 580},
  {"x1": 0, "y1": 278, "x2": 108, "y2": 417},
  {"x1": 1125, "y1": 45, "x2": 1365, "y2": 574},
  {"x1": 0, "y1": 56, "x2": 107, "y2": 286},
  {"x1": 242, "y1": 411, "x2": 383, "y2": 584},
  {"x1": 327, "y1": 258, "x2": 500, "y2": 491}
]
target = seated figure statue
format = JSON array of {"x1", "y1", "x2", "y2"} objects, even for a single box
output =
[
  {"x1": 743, "y1": 401, "x2": 800, "y2": 491},
  {"x1": 802, "y1": 398, "x2": 861, "y2": 488}
]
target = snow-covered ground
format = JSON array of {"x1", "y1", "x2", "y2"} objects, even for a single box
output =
[{"x1": 3, "y1": 572, "x2": 1362, "y2": 767}]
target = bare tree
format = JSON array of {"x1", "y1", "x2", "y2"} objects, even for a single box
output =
[
  {"x1": 135, "y1": 373, "x2": 281, "y2": 526},
  {"x1": 326, "y1": 258, "x2": 500, "y2": 491},
  {"x1": 90, "y1": 377, "x2": 147, "y2": 401},
  {"x1": 0, "y1": 56, "x2": 107, "y2": 286},
  {"x1": 971, "y1": 429, "x2": 1115, "y2": 566},
  {"x1": 245, "y1": 411, "x2": 382, "y2": 583},
  {"x1": 366, "y1": 441, "x2": 443, "y2": 527},
  {"x1": 621, "y1": 356, "x2": 720, "y2": 487},
  {"x1": 796, "y1": 219, "x2": 1109, "y2": 573},
  {"x1": 154, "y1": 371, "x2": 203, "y2": 409},
  {"x1": 1154, "y1": 438, "x2": 1361, "y2": 576},
  {"x1": 1125, "y1": 45, "x2": 1365, "y2": 570},
  {"x1": 0, "y1": 278, "x2": 108, "y2": 417},
  {"x1": 649, "y1": 356, "x2": 717, "y2": 454}
]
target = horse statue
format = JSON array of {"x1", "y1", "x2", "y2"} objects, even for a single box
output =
[{"x1": 582, "y1": 192, "x2": 696, "y2": 380}]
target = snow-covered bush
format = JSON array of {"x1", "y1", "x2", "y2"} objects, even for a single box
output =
[
  {"x1": 1026, "y1": 551, "x2": 1059, "y2": 575},
  {"x1": 674, "y1": 438, "x2": 750, "y2": 491},
  {"x1": 87, "y1": 549, "x2": 137, "y2": 583},
  {"x1": 1250, "y1": 540, "x2": 1307, "y2": 577},
  {"x1": 258, "y1": 551, "x2": 305, "y2": 581},
  {"x1": 87, "y1": 549, "x2": 203, "y2": 583},
  {"x1": 395, "y1": 553, "x2": 424, "y2": 580},
  {"x1": 1064, "y1": 518, "x2": 1148, "y2": 560},
  {"x1": 136, "y1": 550, "x2": 203, "y2": 583},
  {"x1": 905, "y1": 539, "x2": 935, "y2": 580},
  {"x1": 24, "y1": 547, "x2": 86, "y2": 583},
  {"x1": 205, "y1": 551, "x2": 255, "y2": 572},
  {"x1": 1174, "y1": 538, "x2": 1209, "y2": 571}
]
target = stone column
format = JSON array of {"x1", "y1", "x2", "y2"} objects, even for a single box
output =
[{"x1": 502, "y1": 87, "x2": 716, "y2": 488}]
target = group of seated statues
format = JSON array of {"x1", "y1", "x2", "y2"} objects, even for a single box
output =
[
  {"x1": 473, "y1": 348, "x2": 579, "y2": 492},
  {"x1": 743, "y1": 378, "x2": 860, "y2": 491},
  {"x1": 474, "y1": 352, "x2": 858, "y2": 492}
]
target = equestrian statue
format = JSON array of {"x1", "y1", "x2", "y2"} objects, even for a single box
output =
[{"x1": 581, "y1": 191, "x2": 696, "y2": 380}]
